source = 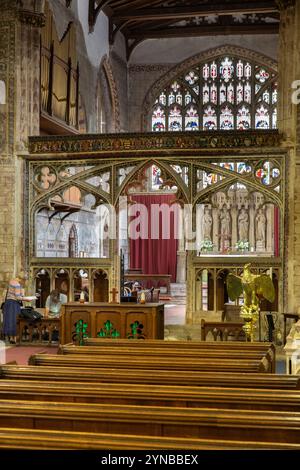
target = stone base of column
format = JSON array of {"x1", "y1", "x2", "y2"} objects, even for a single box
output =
[{"x1": 176, "y1": 251, "x2": 186, "y2": 283}]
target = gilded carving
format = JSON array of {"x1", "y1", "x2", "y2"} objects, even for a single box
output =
[
  {"x1": 28, "y1": 130, "x2": 282, "y2": 155},
  {"x1": 18, "y1": 11, "x2": 45, "y2": 27}
]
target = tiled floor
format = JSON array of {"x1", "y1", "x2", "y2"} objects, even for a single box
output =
[
  {"x1": 1, "y1": 345, "x2": 58, "y2": 365},
  {"x1": 164, "y1": 304, "x2": 186, "y2": 325}
]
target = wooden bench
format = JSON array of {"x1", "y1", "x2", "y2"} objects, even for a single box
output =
[
  {"x1": 201, "y1": 319, "x2": 245, "y2": 341},
  {"x1": 83, "y1": 338, "x2": 274, "y2": 351},
  {"x1": 82, "y1": 338, "x2": 275, "y2": 360},
  {"x1": 0, "y1": 399, "x2": 300, "y2": 443},
  {"x1": 1, "y1": 427, "x2": 300, "y2": 450},
  {"x1": 17, "y1": 317, "x2": 60, "y2": 345},
  {"x1": 28, "y1": 353, "x2": 269, "y2": 373},
  {"x1": 58, "y1": 344, "x2": 275, "y2": 373},
  {"x1": 1, "y1": 379, "x2": 300, "y2": 412},
  {"x1": 2, "y1": 365, "x2": 296, "y2": 388}
]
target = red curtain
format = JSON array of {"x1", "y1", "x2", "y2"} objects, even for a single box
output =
[{"x1": 129, "y1": 194, "x2": 179, "y2": 283}]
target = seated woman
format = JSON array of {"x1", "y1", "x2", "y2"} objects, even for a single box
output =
[{"x1": 45, "y1": 289, "x2": 67, "y2": 318}]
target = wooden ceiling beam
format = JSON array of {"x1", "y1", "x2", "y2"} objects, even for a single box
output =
[
  {"x1": 126, "y1": 23, "x2": 279, "y2": 39},
  {"x1": 89, "y1": 0, "x2": 111, "y2": 32},
  {"x1": 113, "y1": 2, "x2": 278, "y2": 21}
]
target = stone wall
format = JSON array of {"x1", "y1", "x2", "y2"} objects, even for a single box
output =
[
  {"x1": 0, "y1": 2, "x2": 36, "y2": 295},
  {"x1": 128, "y1": 64, "x2": 172, "y2": 133},
  {"x1": 130, "y1": 35, "x2": 278, "y2": 64},
  {"x1": 277, "y1": 1, "x2": 300, "y2": 312},
  {"x1": 110, "y1": 51, "x2": 128, "y2": 132}
]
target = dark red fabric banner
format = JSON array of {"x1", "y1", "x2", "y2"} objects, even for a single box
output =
[{"x1": 129, "y1": 194, "x2": 179, "y2": 283}]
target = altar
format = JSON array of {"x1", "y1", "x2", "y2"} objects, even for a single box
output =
[{"x1": 60, "y1": 302, "x2": 165, "y2": 344}]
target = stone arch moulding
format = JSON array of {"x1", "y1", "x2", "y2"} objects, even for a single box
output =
[
  {"x1": 141, "y1": 44, "x2": 278, "y2": 131},
  {"x1": 99, "y1": 55, "x2": 121, "y2": 132},
  {"x1": 114, "y1": 159, "x2": 190, "y2": 206}
]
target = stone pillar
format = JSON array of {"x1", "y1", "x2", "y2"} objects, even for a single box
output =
[
  {"x1": 249, "y1": 207, "x2": 255, "y2": 251},
  {"x1": 0, "y1": 1, "x2": 44, "y2": 297},
  {"x1": 231, "y1": 207, "x2": 238, "y2": 248},
  {"x1": 212, "y1": 208, "x2": 219, "y2": 251},
  {"x1": 266, "y1": 205, "x2": 273, "y2": 254},
  {"x1": 185, "y1": 250, "x2": 194, "y2": 324},
  {"x1": 276, "y1": 0, "x2": 300, "y2": 311},
  {"x1": 176, "y1": 206, "x2": 186, "y2": 282},
  {"x1": 176, "y1": 251, "x2": 186, "y2": 283}
]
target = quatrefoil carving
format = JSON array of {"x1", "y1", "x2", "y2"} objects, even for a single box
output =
[{"x1": 35, "y1": 166, "x2": 57, "y2": 190}]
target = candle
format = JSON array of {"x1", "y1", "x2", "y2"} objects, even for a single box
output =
[{"x1": 80, "y1": 291, "x2": 85, "y2": 303}]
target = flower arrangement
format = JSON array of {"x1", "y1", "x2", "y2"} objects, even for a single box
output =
[
  {"x1": 200, "y1": 240, "x2": 214, "y2": 252},
  {"x1": 235, "y1": 240, "x2": 250, "y2": 252}
]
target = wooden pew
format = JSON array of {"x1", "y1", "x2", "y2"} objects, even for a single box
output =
[
  {"x1": 82, "y1": 339, "x2": 276, "y2": 371},
  {"x1": 1, "y1": 427, "x2": 300, "y2": 450},
  {"x1": 58, "y1": 344, "x2": 274, "y2": 373},
  {"x1": 0, "y1": 399, "x2": 300, "y2": 443},
  {"x1": 83, "y1": 338, "x2": 274, "y2": 351},
  {"x1": 1, "y1": 379, "x2": 300, "y2": 412},
  {"x1": 200, "y1": 320, "x2": 245, "y2": 341},
  {"x1": 1, "y1": 365, "x2": 298, "y2": 388},
  {"x1": 28, "y1": 353, "x2": 269, "y2": 373}
]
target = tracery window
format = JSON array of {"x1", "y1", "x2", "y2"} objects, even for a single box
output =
[{"x1": 151, "y1": 56, "x2": 277, "y2": 131}]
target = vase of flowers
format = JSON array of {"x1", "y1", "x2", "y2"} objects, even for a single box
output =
[
  {"x1": 235, "y1": 240, "x2": 250, "y2": 253},
  {"x1": 200, "y1": 240, "x2": 214, "y2": 253}
]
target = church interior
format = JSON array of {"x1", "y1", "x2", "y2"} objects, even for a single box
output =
[{"x1": 1, "y1": 0, "x2": 300, "y2": 451}]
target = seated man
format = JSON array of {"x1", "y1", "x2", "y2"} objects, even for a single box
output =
[{"x1": 45, "y1": 289, "x2": 67, "y2": 318}]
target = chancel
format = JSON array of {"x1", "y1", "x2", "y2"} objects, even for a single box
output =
[{"x1": 1, "y1": 0, "x2": 300, "y2": 452}]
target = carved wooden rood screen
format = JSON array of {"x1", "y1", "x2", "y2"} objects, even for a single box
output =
[{"x1": 26, "y1": 130, "x2": 285, "y2": 324}]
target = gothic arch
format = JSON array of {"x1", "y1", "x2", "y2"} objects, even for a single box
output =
[
  {"x1": 142, "y1": 45, "x2": 278, "y2": 131},
  {"x1": 99, "y1": 55, "x2": 121, "y2": 132},
  {"x1": 114, "y1": 159, "x2": 189, "y2": 206}
]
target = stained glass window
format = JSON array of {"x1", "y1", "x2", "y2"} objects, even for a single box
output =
[{"x1": 151, "y1": 55, "x2": 277, "y2": 131}]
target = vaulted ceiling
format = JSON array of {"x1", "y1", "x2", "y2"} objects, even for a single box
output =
[{"x1": 71, "y1": 1, "x2": 281, "y2": 58}]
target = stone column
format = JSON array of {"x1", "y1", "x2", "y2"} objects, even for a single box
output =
[
  {"x1": 185, "y1": 250, "x2": 194, "y2": 324},
  {"x1": 249, "y1": 207, "x2": 255, "y2": 251},
  {"x1": 176, "y1": 252, "x2": 186, "y2": 283},
  {"x1": 212, "y1": 208, "x2": 219, "y2": 251},
  {"x1": 276, "y1": 0, "x2": 300, "y2": 311},
  {"x1": 231, "y1": 207, "x2": 238, "y2": 249},
  {"x1": 266, "y1": 205, "x2": 273, "y2": 254},
  {"x1": 0, "y1": 1, "x2": 44, "y2": 297},
  {"x1": 176, "y1": 204, "x2": 187, "y2": 283}
]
